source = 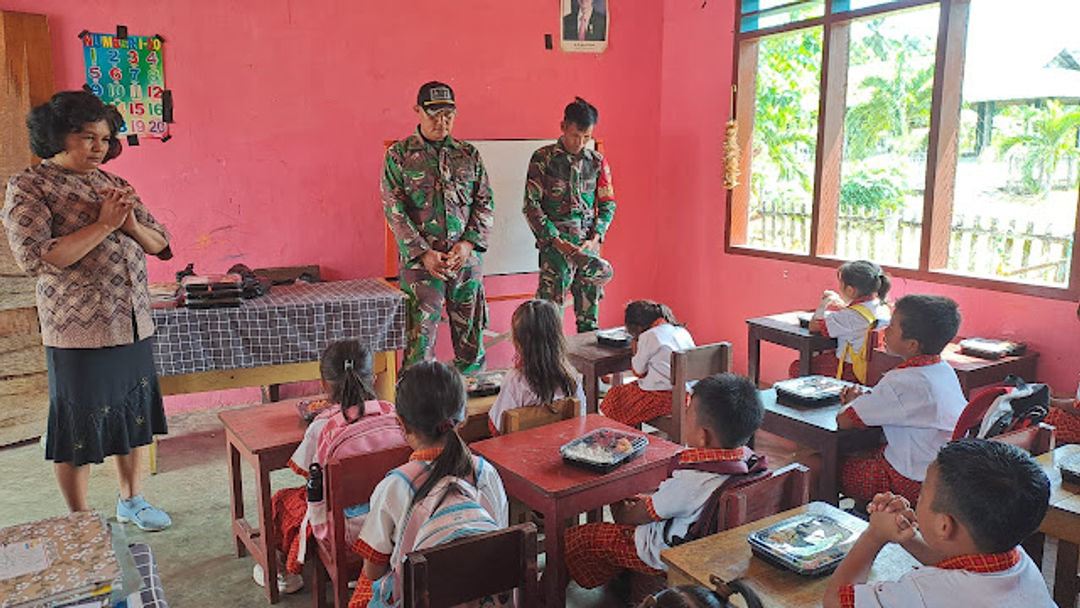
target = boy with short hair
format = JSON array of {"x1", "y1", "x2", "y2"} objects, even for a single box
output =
[
  {"x1": 564, "y1": 372, "x2": 765, "y2": 588},
  {"x1": 836, "y1": 294, "x2": 966, "y2": 505},
  {"x1": 824, "y1": 439, "x2": 1054, "y2": 607}
]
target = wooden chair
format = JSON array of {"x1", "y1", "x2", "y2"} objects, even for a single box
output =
[
  {"x1": 714, "y1": 462, "x2": 812, "y2": 530},
  {"x1": 501, "y1": 397, "x2": 580, "y2": 434},
  {"x1": 991, "y1": 422, "x2": 1055, "y2": 456},
  {"x1": 314, "y1": 444, "x2": 412, "y2": 608},
  {"x1": 402, "y1": 522, "x2": 539, "y2": 608},
  {"x1": 646, "y1": 342, "x2": 733, "y2": 444}
]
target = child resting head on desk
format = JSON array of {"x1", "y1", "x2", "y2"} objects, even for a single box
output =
[
  {"x1": 834, "y1": 295, "x2": 966, "y2": 506},
  {"x1": 565, "y1": 373, "x2": 764, "y2": 601},
  {"x1": 798, "y1": 259, "x2": 892, "y2": 385},
  {"x1": 823, "y1": 439, "x2": 1053, "y2": 608},
  {"x1": 601, "y1": 299, "x2": 695, "y2": 427}
]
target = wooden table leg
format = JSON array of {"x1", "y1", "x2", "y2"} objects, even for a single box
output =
[
  {"x1": 227, "y1": 440, "x2": 247, "y2": 558},
  {"x1": 748, "y1": 329, "x2": 761, "y2": 386},
  {"x1": 373, "y1": 350, "x2": 397, "y2": 402},
  {"x1": 541, "y1": 502, "x2": 570, "y2": 608},
  {"x1": 1053, "y1": 539, "x2": 1079, "y2": 608},
  {"x1": 583, "y1": 368, "x2": 599, "y2": 415},
  {"x1": 818, "y1": 437, "x2": 841, "y2": 506},
  {"x1": 256, "y1": 465, "x2": 280, "y2": 604},
  {"x1": 798, "y1": 344, "x2": 813, "y2": 378}
]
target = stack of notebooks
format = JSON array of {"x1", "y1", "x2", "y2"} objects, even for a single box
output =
[
  {"x1": 0, "y1": 511, "x2": 120, "y2": 608},
  {"x1": 181, "y1": 274, "x2": 243, "y2": 309}
]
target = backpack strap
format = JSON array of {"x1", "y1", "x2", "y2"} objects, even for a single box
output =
[
  {"x1": 665, "y1": 454, "x2": 769, "y2": 547},
  {"x1": 836, "y1": 303, "x2": 878, "y2": 384}
]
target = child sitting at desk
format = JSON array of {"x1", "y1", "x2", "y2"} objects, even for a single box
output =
[
  {"x1": 565, "y1": 373, "x2": 764, "y2": 594},
  {"x1": 264, "y1": 340, "x2": 406, "y2": 595},
  {"x1": 486, "y1": 299, "x2": 585, "y2": 435},
  {"x1": 836, "y1": 295, "x2": 966, "y2": 505},
  {"x1": 601, "y1": 299, "x2": 695, "y2": 426},
  {"x1": 823, "y1": 439, "x2": 1053, "y2": 607},
  {"x1": 797, "y1": 259, "x2": 892, "y2": 384},
  {"x1": 1045, "y1": 302, "x2": 1080, "y2": 444}
]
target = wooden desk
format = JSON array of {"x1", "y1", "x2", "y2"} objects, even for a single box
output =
[
  {"x1": 565, "y1": 331, "x2": 633, "y2": 414},
  {"x1": 469, "y1": 414, "x2": 681, "y2": 607},
  {"x1": 1038, "y1": 444, "x2": 1080, "y2": 608},
  {"x1": 747, "y1": 313, "x2": 837, "y2": 386},
  {"x1": 942, "y1": 343, "x2": 1040, "y2": 398},
  {"x1": 661, "y1": 502, "x2": 920, "y2": 607},
  {"x1": 218, "y1": 399, "x2": 308, "y2": 604},
  {"x1": 760, "y1": 389, "x2": 884, "y2": 505}
]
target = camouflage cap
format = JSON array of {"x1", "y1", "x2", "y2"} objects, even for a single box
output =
[{"x1": 417, "y1": 81, "x2": 455, "y2": 111}]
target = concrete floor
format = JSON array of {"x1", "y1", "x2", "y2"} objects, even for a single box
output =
[{"x1": 0, "y1": 406, "x2": 623, "y2": 608}]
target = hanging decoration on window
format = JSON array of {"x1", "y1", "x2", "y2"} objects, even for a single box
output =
[
  {"x1": 80, "y1": 26, "x2": 173, "y2": 145},
  {"x1": 723, "y1": 85, "x2": 740, "y2": 190}
]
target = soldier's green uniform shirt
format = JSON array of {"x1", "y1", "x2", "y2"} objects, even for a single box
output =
[
  {"x1": 524, "y1": 139, "x2": 616, "y2": 332},
  {"x1": 382, "y1": 130, "x2": 493, "y2": 371}
]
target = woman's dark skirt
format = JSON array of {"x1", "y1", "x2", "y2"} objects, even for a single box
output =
[{"x1": 45, "y1": 338, "x2": 167, "y2": 466}]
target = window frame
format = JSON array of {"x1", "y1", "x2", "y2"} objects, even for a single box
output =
[{"x1": 725, "y1": 0, "x2": 1080, "y2": 301}]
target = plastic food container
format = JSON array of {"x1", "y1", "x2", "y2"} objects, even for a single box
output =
[
  {"x1": 773, "y1": 375, "x2": 865, "y2": 408},
  {"x1": 747, "y1": 503, "x2": 864, "y2": 576},
  {"x1": 596, "y1": 327, "x2": 632, "y2": 348},
  {"x1": 560, "y1": 427, "x2": 648, "y2": 473}
]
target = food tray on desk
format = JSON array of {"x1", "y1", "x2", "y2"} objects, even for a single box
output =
[
  {"x1": 465, "y1": 370, "x2": 506, "y2": 397},
  {"x1": 560, "y1": 427, "x2": 648, "y2": 473},
  {"x1": 597, "y1": 328, "x2": 632, "y2": 348},
  {"x1": 1061, "y1": 453, "x2": 1080, "y2": 486},
  {"x1": 774, "y1": 375, "x2": 864, "y2": 408},
  {"x1": 748, "y1": 509, "x2": 862, "y2": 576}
]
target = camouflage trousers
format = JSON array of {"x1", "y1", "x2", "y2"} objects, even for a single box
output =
[
  {"x1": 536, "y1": 245, "x2": 614, "y2": 333},
  {"x1": 400, "y1": 260, "x2": 488, "y2": 374}
]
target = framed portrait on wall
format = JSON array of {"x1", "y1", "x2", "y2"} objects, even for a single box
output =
[{"x1": 560, "y1": 0, "x2": 608, "y2": 53}]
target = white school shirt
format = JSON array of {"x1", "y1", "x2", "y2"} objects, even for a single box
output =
[
  {"x1": 848, "y1": 361, "x2": 966, "y2": 481},
  {"x1": 849, "y1": 551, "x2": 1054, "y2": 607},
  {"x1": 634, "y1": 469, "x2": 730, "y2": 570},
  {"x1": 288, "y1": 404, "x2": 338, "y2": 471},
  {"x1": 487, "y1": 368, "x2": 586, "y2": 434},
  {"x1": 822, "y1": 299, "x2": 891, "y2": 363},
  {"x1": 632, "y1": 324, "x2": 696, "y2": 392},
  {"x1": 356, "y1": 454, "x2": 509, "y2": 561}
]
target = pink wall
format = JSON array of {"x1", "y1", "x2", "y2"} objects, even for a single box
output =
[
  {"x1": 655, "y1": 1, "x2": 1080, "y2": 393},
  {"x1": 3, "y1": 0, "x2": 664, "y2": 407}
]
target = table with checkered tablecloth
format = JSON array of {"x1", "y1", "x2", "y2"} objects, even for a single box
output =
[{"x1": 151, "y1": 278, "x2": 406, "y2": 377}]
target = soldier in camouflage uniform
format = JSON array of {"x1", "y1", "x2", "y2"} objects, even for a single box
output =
[
  {"x1": 524, "y1": 97, "x2": 615, "y2": 332},
  {"x1": 383, "y1": 82, "x2": 494, "y2": 373}
]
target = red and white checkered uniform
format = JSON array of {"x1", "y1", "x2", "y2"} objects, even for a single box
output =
[
  {"x1": 1045, "y1": 403, "x2": 1080, "y2": 445},
  {"x1": 600, "y1": 382, "x2": 673, "y2": 427},
  {"x1": 837, "y1": 548, "x2": 1052, "y2": 607}
]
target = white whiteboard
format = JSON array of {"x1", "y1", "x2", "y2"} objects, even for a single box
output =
[{"x1": 470, "y1": 139, "x2": 595, "y2": 276}]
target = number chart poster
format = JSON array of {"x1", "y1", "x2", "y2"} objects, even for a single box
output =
[{"x1": 82, "y1": 32, "x2": 168, "y2": 139}]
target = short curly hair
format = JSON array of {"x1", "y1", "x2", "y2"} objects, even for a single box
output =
[{"x1": 27, "y1": 90, "x2": 124, "y2": 162}]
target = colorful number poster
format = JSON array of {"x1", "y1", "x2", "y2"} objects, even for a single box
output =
[{"x1": 82, "y1": 32, "x2": 168, "y2": 139}]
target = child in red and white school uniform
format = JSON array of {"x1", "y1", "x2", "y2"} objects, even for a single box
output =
[
  {"x1": 565, "y1": 373, "x2": 764, "y2": 593},
  {"x1": 600, "y1": 300, "x2": 695, "y2": 427},
  {"x1": 824, "y1": 439, "x2": 1054, "y2": 608},
  {"x1": 837, "y1": 295, "x2": 967, "y2": 506},
  {"x1": 264, "y1": 340, "x2": 406, "y2": 595},
  {"x1": 1044, "y1": 303, "x2": 1080, "y2": 444},
  {"x1": 486, "y1": 299, "x2": 585, "y2": 436},
  {"x1": 797, "y1": 259, "x2": 892, "y2": 384}
]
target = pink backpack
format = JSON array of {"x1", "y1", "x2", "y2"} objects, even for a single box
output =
[{"x1": 297, "y1": 400, "x2": 407, "y2": 563}]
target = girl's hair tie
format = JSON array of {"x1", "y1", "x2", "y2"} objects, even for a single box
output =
[
  {"x1": 344, "y1": 359, "x2": 354, "y2": 370},
  {"x1": 436, "y1": 418, "x2": 455, "y2": 434}
]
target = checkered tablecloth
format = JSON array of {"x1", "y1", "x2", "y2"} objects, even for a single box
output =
[{"x1": 151, "y1": 279, "x2": 406, "y2": 377}]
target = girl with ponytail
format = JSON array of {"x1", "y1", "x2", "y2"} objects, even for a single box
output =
[
  {"x1": 600, "y1": 300, "x2": 695, "y2": 427},
  {"x1": 349, "y1": 361, "x2": 508, "y2": 607},
  {"x1": 798, "y1": 259, "x2": 892, "y2": 384},
  {"x1": 263, "y1": 340, "x2": 405, "y2": 595}
]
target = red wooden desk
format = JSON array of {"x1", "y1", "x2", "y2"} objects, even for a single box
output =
[
  {"x1": 565, "y1": 331, "x2": 633, "y2": 414},
  {"x1": 469, "y1": 415, "x2": 682, "y2": 607},
  {"x1": 1038, "y1": 444, "x2": 1080, "y2": 608},
  {"x1": 746, "y1": 313, "x2": 838, "y2": 386},
  {"x1": 219, "y1": 399, "x2": 308, "y2": 604},
  {"x1": 941, "y1": 343, "x2": 1040, "y2": 397},
  {"x1": 760, "y1": 389, "x2": 884, "y2": 505}
]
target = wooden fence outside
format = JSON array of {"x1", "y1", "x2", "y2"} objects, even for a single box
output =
[{"x1": 747, "y1": 201, "x2": 1073, "y2": 285}]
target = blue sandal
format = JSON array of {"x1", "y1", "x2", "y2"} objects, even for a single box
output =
[{"x1": 117, "y1": 495, "x2": 172, "y2": 531}]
